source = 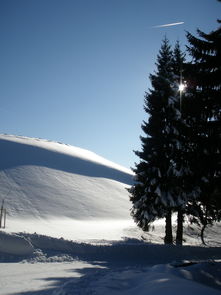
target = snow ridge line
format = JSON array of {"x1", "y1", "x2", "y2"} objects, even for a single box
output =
[{"x1": 0, "y1": 136, "x2": 133, "y2": 185}]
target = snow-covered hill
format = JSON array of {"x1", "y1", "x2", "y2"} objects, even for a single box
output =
[
  {"x1": 0, "y1": 134, "x2": 134, "y2": 239},
  {"x1": 1, "y1": 135, "x2": 221, "y2": 295}
]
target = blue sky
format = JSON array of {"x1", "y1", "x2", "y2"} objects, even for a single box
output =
[{"x1": 0, "y1": 0, "x2": 220, "y2": 168}]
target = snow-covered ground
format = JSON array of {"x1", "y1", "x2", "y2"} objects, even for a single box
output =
[
  {"x1": 0, "y1": 134, "x2": 221, "y2": 295},
  {"x1": 1, "y1": 229, "x2": 221, "y2": 295},
  {"x1": 1, "y1": 258, "x2": 221, "y2": 295}
]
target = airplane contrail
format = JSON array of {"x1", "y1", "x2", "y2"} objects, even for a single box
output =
[{"x1": 153, "y1": 22, "x2": 184, "y2": 28}]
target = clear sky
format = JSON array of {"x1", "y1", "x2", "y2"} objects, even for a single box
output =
[{"x1": 0, "y1": 0, "x2": 220, "y2": 169}]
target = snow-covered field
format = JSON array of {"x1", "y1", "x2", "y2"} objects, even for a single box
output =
[{"x1": 0, "y1": 134, "x2": 221, "y2": 295}]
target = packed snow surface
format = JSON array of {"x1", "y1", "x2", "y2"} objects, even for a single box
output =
[{"x1": 0, "y1": 134, "x2": 221, "y2": 295}]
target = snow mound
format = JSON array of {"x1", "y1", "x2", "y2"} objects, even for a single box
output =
[
  {"x1": 0, "y1": 134, "x2": 133, "y2": 221},
  {"x1": 0, "y1": 231, "x2": 34, "y2": 256},
  {"x1": 6, "y1": 232, "x2": 221, "y2": 264}
]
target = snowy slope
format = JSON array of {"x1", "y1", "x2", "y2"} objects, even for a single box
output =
[
  {"x1": 0, "y1": 134, "x2": 135, "y2": 239},
  {"x1": 0, "y1": 134, "x2": 133, "y2": 219}
]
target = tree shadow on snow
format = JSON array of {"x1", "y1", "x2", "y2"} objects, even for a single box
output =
[
  {"x1": 7, "y1": 264, "x2": 110, "y2": 295},
  {"x1": 6, "y1": 257, "x2": 221, "y2": 295}
]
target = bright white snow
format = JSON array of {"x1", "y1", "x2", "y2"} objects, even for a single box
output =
[
  {"x1": 0, "y1": 134, "x2": 221, "y2": 295},
  {"x1": 0, "y1": 134, "x2": 133, "y2": 227}
]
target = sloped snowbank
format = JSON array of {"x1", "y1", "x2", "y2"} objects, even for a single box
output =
[
  {"x1": 1, "y1": 231, "x2": 221, "y2": 265},
  {"x1": 0, "y1": 231, "x2": 34, "y2": 256},
  {"x1": 0, "y1": 134, "x2": 132, "y2": 175}
]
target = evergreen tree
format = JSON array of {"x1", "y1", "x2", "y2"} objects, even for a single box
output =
[
  {"x1": 186, "y1": 20, "x2": 221, "y2": 243},
  {"x1": 172, "y1": 41, "x2": 185, "y2": 82},
  {"x1": 129, "y1": 38, "x2": 182, "y2": 244},
  {"x1": 171, "y1": 41, "x2": 198, "y2": 245},
  {"x1": 172, "y1": 41, "x2": 186, "y2": 245}
]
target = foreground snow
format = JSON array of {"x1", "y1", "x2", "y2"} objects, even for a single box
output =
[
  {"x1": 52, "y1": 262, "x2": 221, "y2": 295},
  {"x1": 0, "y1": 221, "x2": 221, "y2": 295},
  {"x1": 1, "y1": 260, "x2": 221, "y2": 295},
  {"x1": 0, "y1": 225, "x2": 221, "y2": 295}
]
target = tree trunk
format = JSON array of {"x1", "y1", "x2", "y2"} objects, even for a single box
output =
[
  {"x1": 176, "y1": 208, "x2": 183, "y2": 245},
  {"x1": 200, "y1": 223, "x2": 207, "y2": 245},
  {"x1": 164, "y1": 210, "x2": 173, "y2": 244},
  {"x1": 200, "y1": 207, "x2": 208, "y2": 245}
]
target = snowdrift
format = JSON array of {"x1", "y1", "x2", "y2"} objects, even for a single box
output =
[{"x1": 0, "y1": 135, "x2": 133, "y2": 237}]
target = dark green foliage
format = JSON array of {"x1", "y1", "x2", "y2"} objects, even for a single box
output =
[
  {"x1": 186, "y1": 21, "x2": 221, "y2": 242},
  {"x1": 129, "y1": 38, "x2": 185, "y2": 244},
  {"x1": 130, "y1": 15, "x2": 221, "y2": 246}
]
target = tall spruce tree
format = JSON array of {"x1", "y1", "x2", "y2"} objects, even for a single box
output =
[
  {"x1": 171, "y1": 41, "x2": 203, "y2": 245},
  {"x1": 172, "y1": 41, "x2": 186, "y2": 245},
  {"x1": 129, "y1": 38, "x2": 183, "y2": 244},
  {"x1": 186, "y1": 20, "x2": 221, "y2": 243}
]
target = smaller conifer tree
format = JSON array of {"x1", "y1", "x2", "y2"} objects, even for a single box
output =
[{"x1": 129, "y1": 38, "x2": 184, "y2": 244}]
